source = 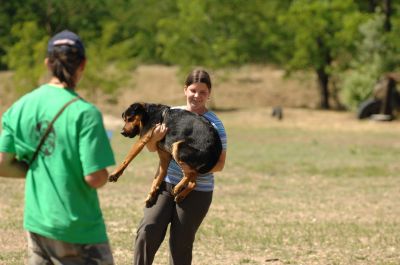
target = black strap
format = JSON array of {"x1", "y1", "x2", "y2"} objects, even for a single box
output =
[{"x1": 29, "y1": 97, "x2": 80, "y2": 165}]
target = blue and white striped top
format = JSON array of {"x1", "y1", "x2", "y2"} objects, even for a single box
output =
[{"x1": 164, "y1": 107, "x2": 227, "y2": 192}]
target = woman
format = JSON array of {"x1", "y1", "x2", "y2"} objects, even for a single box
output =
[
  {"x1": 133, "y1": 69, "x2": 227, "y2": 265},
  {"x1": 0, "y1": 30, "x2": 115, "y2": 264}
]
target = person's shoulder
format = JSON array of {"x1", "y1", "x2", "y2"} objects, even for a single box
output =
[
  {"x1": 4, "y1": 85, "x2": 46, "y2": 113},
  {"x1": 171, "y1": 105, "x2": 186, "y2": 110},
  {"x1": 75, "y1": 99, "x2": 103, "y2": 117},
  {"x1": 203, "y1": 110, "x2": 222, "y2": 122},
  {"x1": 59, "y1": 96, "x2": 102, "y2": 126},
  {"x1": 75, "y1": 97, "x2": 96, "y2": 110},
  {"x1": 20, "y1": 84, "x2": 47, "y2": 100}
]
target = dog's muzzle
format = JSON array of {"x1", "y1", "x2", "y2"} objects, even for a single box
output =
[
  {"x1": 121, "y1": 126, "x2": 140, "y2": 138},
  {"x1": 121, "y1": 130, "x2": 129, "y2": 137}
]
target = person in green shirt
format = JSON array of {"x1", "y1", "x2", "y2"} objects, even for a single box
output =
[{"x1": 0, "y1": 30, "x2": 115, "y2": 264}]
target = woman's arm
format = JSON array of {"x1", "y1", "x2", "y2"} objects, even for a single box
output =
[
  {"x1": 209, "y1": 150, "x2": 226, "y2": 173},
  {"x1": 146, "y1": 123, "x2": 168, "y2": 152},
  {"x1": 0, "y1": 152, "x2": 28, "y2": 178}
]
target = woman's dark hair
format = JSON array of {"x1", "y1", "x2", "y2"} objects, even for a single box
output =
[
  {"x1": 47, "y1": 45, "x2": 85, "y2": 88},
  {"x1": 185, "y1": 69, "x2": 212, "y2": 91}
]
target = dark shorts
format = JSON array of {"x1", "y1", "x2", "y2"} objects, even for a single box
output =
[{"x1": 27, "y1": 231, "x2": 114, "y2": 265}]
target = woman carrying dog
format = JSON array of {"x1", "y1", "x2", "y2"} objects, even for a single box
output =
[
  {"x1": 133, "y1": 69, "x2": 227, "y2": 265},
  {"x1": 0, "y1": 30, "x2": 115, "y2": 264}
]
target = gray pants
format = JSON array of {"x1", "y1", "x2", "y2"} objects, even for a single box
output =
[
  {"x1": 27, "y1": 231, "x2": 114, "y2": 265},
  {"x1": 133, "y1": 181, "x2": 213, "y2": 265}
]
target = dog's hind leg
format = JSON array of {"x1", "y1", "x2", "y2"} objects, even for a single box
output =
[
  {"x1": 170, "y1": 140, "x2": 198, "y2": 202},
  {"x1": 109, "y1": 127, "x2": 156, "y2": 182},
  {"x1": 145, "y1": 149, "x2": 171, "y2": 206},
  {"x1": 173, "y1": 171, "x2": 197, "y2": 203}
]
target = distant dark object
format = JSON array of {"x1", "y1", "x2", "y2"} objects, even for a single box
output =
[
  {"x1": 272, "y1": 106, "x2": 283, "y2": 120},
  {"x1": 357, "y1": 98, "x2": 381, "y2": 119},
  {"x1": 357, "y1": 73, "x2": 400, "y2": 120}
]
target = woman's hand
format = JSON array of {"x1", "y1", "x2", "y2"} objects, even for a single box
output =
[
  {"x1": 146, "y1": 123, "x2": 168, "y2": 152},
  {"x1": 153, "y1": 123, "x2": 168, "y2": 141}
]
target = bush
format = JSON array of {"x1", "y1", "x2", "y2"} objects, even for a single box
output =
[
  {"x1": 5, "y1": 21, "x2": 48, "y2": 95},
  {"x1": 340, "y1": 13, "x2": 387, "y2": 110}
]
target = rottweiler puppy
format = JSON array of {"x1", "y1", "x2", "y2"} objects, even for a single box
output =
[{"x1": 109, "y1": 103, "x2": 222, "y2": 204}]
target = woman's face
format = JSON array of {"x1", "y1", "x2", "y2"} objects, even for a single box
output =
[{"x1": 184, "y1": 82, "x2": 210, "y2": 113}]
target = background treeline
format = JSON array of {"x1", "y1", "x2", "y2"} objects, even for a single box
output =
[{"x1": 1, "y1": 0, "x2": 399, "y2": 110}]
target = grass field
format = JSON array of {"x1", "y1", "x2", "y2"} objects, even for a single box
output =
[
  {"x1": 1, "y1": 106, "x2": 400, "y2": 265},
  {"x1": 1, "y1": 65, "x2": 400, "y2": 264}
]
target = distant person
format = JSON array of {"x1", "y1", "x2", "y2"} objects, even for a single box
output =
[
  {"x1": 0, "y1": 30, "x2": 115, "y2": 264},
  {"x1": 133, "y1": 69, "x2": 227, "y2": 265}
]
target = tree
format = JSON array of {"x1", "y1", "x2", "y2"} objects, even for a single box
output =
[{"x1": 279, "y1": 0, "x2": 365, "y2": 109}]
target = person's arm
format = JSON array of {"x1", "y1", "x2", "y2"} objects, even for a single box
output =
[
  {"x1": 85, "y1": 168, "x2": 109, "y2": 189},
  {"x1": 0, "y1": 152, "x2": 28, "y2": 178},
  {"x1": 209, "y1": 150, "x2": 226, "y2": 173},
  {"x1": 146, "y1": 123, "x2": 168, "y2": 152}
]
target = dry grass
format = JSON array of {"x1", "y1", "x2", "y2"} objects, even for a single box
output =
[
  {"x1": 1, "y1": 66, "x2": 400, "y2": 265},
  {"x1": 1, "y1": 64, "x2": 318, "y2": 116}
]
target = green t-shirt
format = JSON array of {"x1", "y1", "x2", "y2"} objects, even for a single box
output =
[{"x1": 0, "y1": 84, "x2": 115, "y2": 244}]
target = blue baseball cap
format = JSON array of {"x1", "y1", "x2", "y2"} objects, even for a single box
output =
[{"x1": 47, "y1": 30, "x2": 85, "y2": 57}]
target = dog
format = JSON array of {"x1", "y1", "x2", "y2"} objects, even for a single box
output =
[{"x1": 108, "y1": 103, "x2": 222, "y2": 204}]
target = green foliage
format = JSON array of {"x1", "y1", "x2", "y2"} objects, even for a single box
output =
[
  {"x1": 157, "y1": 0, "x2": 258, "y2": 72},
  {"x1": 1, "y1": 0, "x2": 400, "y2": 107},
  {"x1": 277, "y1": 0, "x2": 370, "y2": 108},
  {"x1": 280, "y1": 0, "x2": 362, "y2": 71},
  {"x1": 81, "y1": 21, "x2": 136, "y2": 96},
  {"x1": 4, "y1": 21, "x2": 48, "y2": 95},
  {"x1": 340, "y1": 14, "x2": 388, "y2": 110},
  {"x1": 123, "y1": 0, "x2": 177, "y2": 64},
  {"x1": 385, "y1": 13, "x2": 400, "y2": 71}
]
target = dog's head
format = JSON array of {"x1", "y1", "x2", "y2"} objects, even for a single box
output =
[{"x1": 120, "y1": 103, "x2": 148, "y2": 138}]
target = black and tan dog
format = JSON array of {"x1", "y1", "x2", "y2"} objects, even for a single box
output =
[{"x1": 108, "y1": 103, "x2": 222, "y2": 204}]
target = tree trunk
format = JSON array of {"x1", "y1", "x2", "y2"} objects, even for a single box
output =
[
  {"x1": 316, "y1": 37, "x2": 332, "y2": 109},
  {"x1": 368, "y1": 0, "x2": 378, "y2": 12},
  {"x1": 383, "y1": 0, "x2": 392, "y2": 32},
  {"x1": 316, "y1": 68, "x2": 330, "y2": 109},
  {"x1": 45, "y1": 0, "x2": 54, "y2": 34}
]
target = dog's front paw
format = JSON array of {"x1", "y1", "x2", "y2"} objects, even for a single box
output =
[
  {"x1": 174, "y1": 194, "x2": 185, "y2": 203},
  {"x1": 145, "y1": 193, "x2": 158, "y2": 207},
  {"x1": 108, "y1": 171, "x2": 122, "y2": 182}
]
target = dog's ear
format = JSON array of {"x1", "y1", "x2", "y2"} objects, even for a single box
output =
[
  {"x1": 131, "y1": 103, "x2": 146, "y2": 113},
  {"x1": 134, "y1": 103, "x2": 149, "y2": 122},
  {"x1": 124, "y1": 103, "x2": 148, "y2": 123},
  {"x1": 124, "y1": 103, "x2": 144, "y2": 118}
]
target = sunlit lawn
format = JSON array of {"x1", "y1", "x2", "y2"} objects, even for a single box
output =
[{"x1": 1, "y1": 108, "x2": 400, "y2": 264}]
